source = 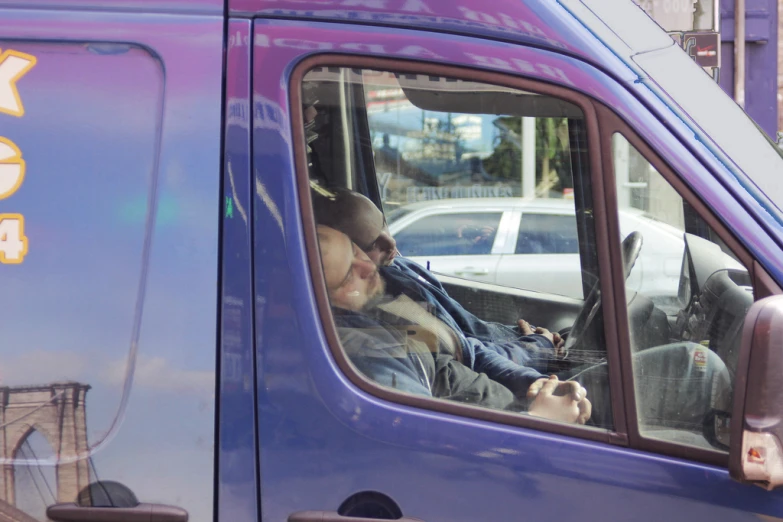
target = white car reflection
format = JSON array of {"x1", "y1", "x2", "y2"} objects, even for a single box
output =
[{"x1": 387, "y1": 198, "x2": 686, "y2": 301}]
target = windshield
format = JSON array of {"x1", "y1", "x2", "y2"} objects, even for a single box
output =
[
  {"x1": 570, "y1": 0, "x2": 783, "y2": 212},
  {"x1": 633, "y1": 45, "x2": 783, "y2": 210}
]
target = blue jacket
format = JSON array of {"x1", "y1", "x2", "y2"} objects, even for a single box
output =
[
  {"x1": 382, "y1": 257, "x2": 556, "y2": 373},
  {"x1": 333, "y1": 297, "x2": 547, "y2": 399},
  {"x1": 333, "y1": 306, "x2": 534, "y2": 411}
]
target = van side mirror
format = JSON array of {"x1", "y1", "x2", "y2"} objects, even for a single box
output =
[{"x1": 730, "y1": 295, "x2": 783, "y2": 490}]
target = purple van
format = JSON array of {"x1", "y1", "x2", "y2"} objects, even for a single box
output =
[{"x1": 1, "y1": 1, "x2": 783, "y2": 521}]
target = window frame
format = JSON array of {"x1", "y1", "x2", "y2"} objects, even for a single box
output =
[
  {"x1": 292, "y1": 54, "x2": 629, "y2": 445},
  {"x1": 595, "y1": 104, "x2": 782, "y2": 467}
]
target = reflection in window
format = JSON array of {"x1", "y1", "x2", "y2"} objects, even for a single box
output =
[
  {"x1": 612, "y1": 132, "x2": 752, "y2": 452},
  {"x1": 612, "y1": 133, "x2": 684, "y2": 230},
  {"x1": 394, "y1": 213, "x2": 502, "y2": 256},
  {"x1": 349, "y1": 70, "x2": 584, "y2": 214},
  {"x1": 516, "y1": 214, "x2": 578, "y2": 254}
]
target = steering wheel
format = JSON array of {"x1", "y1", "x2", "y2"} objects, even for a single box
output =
[{"x1": 563, "y1": 231, "x2": 643, "y2": 360}]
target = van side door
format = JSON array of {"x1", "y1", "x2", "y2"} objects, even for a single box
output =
[{"x1": 250, "y1": 19, "x2": 783, "y2": 522}]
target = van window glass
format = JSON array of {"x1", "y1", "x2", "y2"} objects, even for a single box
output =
[
  {"x1": 303, "y1": 66, "x2": 614, "y2": 433},
  {"x1": 359, "y1": 70, "x2": 589, "y2": 297},
  {"x1": 394, "y1": 212, "x2": 502, "y2": 256},
  {"x1": 612, "y1": 133, "x2": 751, "y2": 452}
]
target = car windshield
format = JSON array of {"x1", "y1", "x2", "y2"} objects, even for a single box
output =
[{"x1": 574, "y1": 0, "x2": 783, "y2": 215}]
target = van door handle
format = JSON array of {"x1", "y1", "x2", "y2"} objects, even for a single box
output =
[
  {"x1": 289, "y1": 512, "x2": 424, "y2": 522},
  {"x1": 47, "y1": 503, "x2": 188, "y2": 522},
  {"x1": 454, "y1": 266, "x2": 489, "y2": 276}
]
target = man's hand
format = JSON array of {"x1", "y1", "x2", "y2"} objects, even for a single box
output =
[
  {"x1": 527, "y1": 375, "x2": 591, "y2": 424},
  {"x1": 519, "y1": 319, "x2": 565, "y2": 357}
]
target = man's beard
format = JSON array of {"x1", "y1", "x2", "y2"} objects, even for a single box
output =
[{"x1": 362, "y1": 272, "x2": 387, "y2": 310}]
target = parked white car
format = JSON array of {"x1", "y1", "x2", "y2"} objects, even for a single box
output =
[{"x1": 388, "y1": 197, "x2": 686, "y2": 301}]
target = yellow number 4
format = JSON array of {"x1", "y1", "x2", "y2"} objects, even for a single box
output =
[{"x1": 0, "y1": 213, "x2": 28, "y2": 264}]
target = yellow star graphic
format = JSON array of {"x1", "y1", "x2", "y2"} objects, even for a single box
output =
[{"x1": 0, "y1": 49, "x2": 36, "y2": 117}]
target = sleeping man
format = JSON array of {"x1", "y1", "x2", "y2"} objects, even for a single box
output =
[
  {"x1": 316, "y1": 223, "x2": 592, "y2": 424},
  {"x1": 312, "y1": 187, "x2": 572, "y2": 370}
]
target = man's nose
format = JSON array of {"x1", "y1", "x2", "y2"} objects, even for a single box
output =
[{"x1": 379, "y1": 234, "x2": 396, "y2": 253}]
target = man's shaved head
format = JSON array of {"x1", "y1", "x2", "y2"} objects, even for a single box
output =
[{"x1": 312, "y1": 187, "x2": 398, "y2": 266}]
